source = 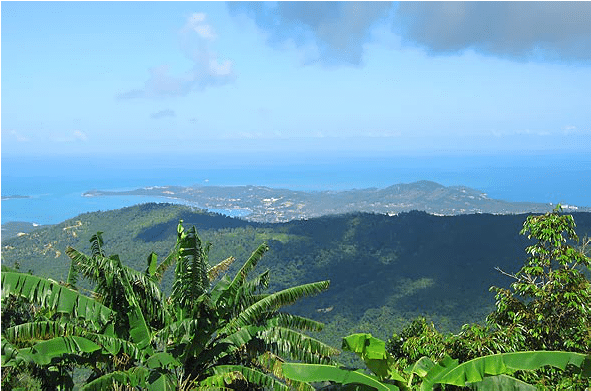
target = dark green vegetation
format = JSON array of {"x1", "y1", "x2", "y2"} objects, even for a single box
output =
[
  {"x1": 281, "y1": 207, "x2": 591, "y2": 390},
  {"x1": 284, "y1": 337, "x2": 590, "y2": 390},
  {"x1": 2, "y1": 204, "x2": 591, "y2": 352},
  {"x1": 2, "y1": 206, "x2": 590, "y2": 390},
  {"x1": 2, "y1": 221, "x2": 336, "y2": 390}
]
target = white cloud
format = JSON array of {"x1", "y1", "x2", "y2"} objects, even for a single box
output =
[
  {"x1": 117, "y1": 12, "x2": 235, "y2": 99},
  {"x1": 490, "y1": 128, "x2": 565, "y2": 137},
  {"x1": 53, "y1": 130, "x2": 89, "y2": 143},
  {"x1": 562, "y1": 125, "x2": 578, "y2": 134},
  {"x1": 73, "y1": 130, "x2": 88, "y2": 141},
  {"x1": 151, "y1": 109, "x2": 176, "y2": 119},
  {"x1": 209, "y1": 59, "x2": 232, "y2": 76},
  {"x1": 7, "y1": 130, "x2": 31, "y2": 142},
  {"x1": 365, "y1": 130, "x2": 403, "y2": 138},
  {"x1": 187, "y1": 12, "x2": 217, "y2": 40}
]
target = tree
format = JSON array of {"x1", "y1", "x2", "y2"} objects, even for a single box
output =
[
  {"x1": 488, "y1": 206, "x2": 591, "y2": 352},
  {"x1": 385, "y1": 207, "x2": 591, "y2": 390}
]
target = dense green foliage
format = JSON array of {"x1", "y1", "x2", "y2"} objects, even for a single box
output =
[
  {"x1": 385, "y1": 207, "x2": 591, "y2": 389},
  {"x1": 282, "y1": 333, "x2": 590, "y2": 390},
  {"x1": 279, "y1": 208, "x2": 591, "y2": 390},
  {"x1": 6, "y1": 203, "x2": 591, "y2": 354},
  {"x1": 3, "y1": 204, "x2": 591, "y2": 389},
  {"x1": 2, "y1": 221, "x2": 335, "y2": 390}
]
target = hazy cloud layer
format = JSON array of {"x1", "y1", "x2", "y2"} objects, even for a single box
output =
[
  {"x1": 118, "y1": 13, "x2": 235, "y2": 99},
  {"x1": 227, "y1": 2, "x2": 391, "y2": 66},
  {"x1": 229, "y1": 2, "x2": 590, "y2": 64},
  {"x1": 51, "y1": 130, "x2": 88, "y2": 143},
  {"x1": 6, "y1": 130, "x2": 31, "y2": 142},
  {"x1": 395, "y1": 2, "x2": 591, "y2": 61},
  {"x1": 151, "y1": 109, "x2": 176, "y2": 119}
]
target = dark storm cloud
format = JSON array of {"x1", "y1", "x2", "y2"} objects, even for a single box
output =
[
  {"x1": 229, "y1": 2, "x2": 591, "y2": 65},
  {"x1": 227, "y1": 1, "x2": 392, "y2": 66},
  {"x1": 394, "y1": 2, "x2": 591, "y2": 61}
]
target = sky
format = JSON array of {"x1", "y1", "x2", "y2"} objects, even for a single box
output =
[{"x1": 2, "y1": 1, "x2": 591, "y2": 159}]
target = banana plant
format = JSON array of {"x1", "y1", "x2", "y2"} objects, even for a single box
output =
[
  {"x1": 3, "y1": 221, "x2": 337, "y2": 390},
  {"x1": 282, "y1": 333, "x2": 591, "y2": 391},
  {"x1": 159, "y1": 222, "x2": 338, "y2": 390},
  {"x1": 1, "y1": 269, "x2": 180, "y2": 390}
]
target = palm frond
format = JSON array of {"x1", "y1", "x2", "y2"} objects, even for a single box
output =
[
  {"x1": 256, "y1": 351, "x2": 285, "y2": 378},
  {"x1": 4, "y1": 322, "x2": 147, "y2": 369},
  {"x1": 256, "y1": 351, "x2": 316, "y2": 391},
  {"x1": 66, "y1": 245, "x2": 101, "y2": 281},
  {"x1": 227, "y1": 244, "x2": 269, "y2": 299},
  {"x1": 207, "y1": 244, "x2": 270, "y2": 311},
  {"x1": 66, "y1": 246, "x2": 167, "y2": 328},
  {"x1": 222, "y1": 270, "x2": 271, "y2": 316},
  {"x1": 21, "y1": 335, "x2": 102, "y2": 366},
  {"x1": 237, "y1": 270, "x2": 270, "y2": 301},
  {"x1": 171, "y1": 226, "x2": 210, "y2": 310},
  {"x1": 145, "y1": 252, "x2": 158, "y2": 278},
  {"x1": 89, "y1": 231, "x2": 105, "y2": 257},
  {"x1": 65, "y1": 258, "x2": 79, "y2": 289},
  {"x1": 1, "y1": 272, "x2": 114, "y2": 327},
  {"x1": 153, "y1": 319, "x2": 201, "y2": 347},
  {"x1": 81, "y1": 367, "x2": 150, "y2": 391},
  {"x1": 154, "y1": 221, "x2": 186, "y2": 283},
  {"x1": 4, "y1": 320, "x2": 77, "y2": 345},
  {"x1": 219, "y1": 326, "x2": 262, "y2": 349},
  {"x1": 110, "y1": 257, "x2": 152, "y2": 351},
  {"x1": 2, "y1": 335, "x2": 27, "y2": 366},
  {"x1": 67, "y1": 249, "x2": 153, "y2": 350},
  {"x1": 229, "y1": 280, "x2": 330, "y2": 330},
  {"x1": 154, "y1": 246, "x2": 180, "y2": 283},
  {"x1": 259, "y1": 327, "x2": 339, "y2": 363},
  {"x1": 266, "y1": 313, "x2": 325, "y2": 332},
  {"x1": 202, "y1": 365, "x2": 290, "y2": 391}
]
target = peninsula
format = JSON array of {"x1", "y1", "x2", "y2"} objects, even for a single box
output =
[{"x1": 82, "y1": 181, "x2": 583, "y2": 223}]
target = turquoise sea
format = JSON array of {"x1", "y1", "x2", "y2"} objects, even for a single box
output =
[{"x1": 2, "y1": 152, "x2": 590, "y2": 225}]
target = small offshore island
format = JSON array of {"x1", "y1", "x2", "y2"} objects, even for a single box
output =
[
  {"x1": 82, "y1": 180, "x2": 585, "y2": 223},
  {"x1": 1, "y1": 195, "x2": 31, "y2": 201}
]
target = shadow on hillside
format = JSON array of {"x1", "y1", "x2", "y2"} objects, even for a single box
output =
[{"x1": 135, "y1": 211, "x2": 254, "y2": 242}]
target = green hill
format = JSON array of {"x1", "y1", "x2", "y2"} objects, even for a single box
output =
[{"x1": 2, "y1": 202, "x2": 590, "y2": 349}]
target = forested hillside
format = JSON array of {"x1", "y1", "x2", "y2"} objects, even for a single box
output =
[{"x1": 2, "y1": 203, "x2": 591, "y2": 349}]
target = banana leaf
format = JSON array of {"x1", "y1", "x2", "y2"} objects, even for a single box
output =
[
  {"x1": 23, "y1": 336, "x2": 101, "y2": 366},
  {"x1": 468, "y1": 374, "x2": 536, "y2": 391},
  {"x1": 1, "y1": 272, "x2": 113, "y2": 327},
  {"x1": 342, "y1": 333, "x2": 404, "y2": 382},
  {"x1": 422, "y1": 351, "x2": 591, "y2": 390},
  {"x1": 202, "y1": 364, "x2": 290, "y2": 391},
  {"x1": 282, "y1": 363, "x2": 399, "y2": 391},
  {"x1": 229, "y1": 280, "x2": 330, "y2": 330}
]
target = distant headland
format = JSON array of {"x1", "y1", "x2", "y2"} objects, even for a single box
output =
[{"x1": 82, "y1": 180, "x2": 586, "y2": 223}]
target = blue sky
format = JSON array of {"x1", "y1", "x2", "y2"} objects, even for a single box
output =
[{"x1": 2, "y1": 1, "x2": 591, "y2": 158}]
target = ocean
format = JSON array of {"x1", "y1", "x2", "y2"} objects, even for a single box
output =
[{"x1": 2, "y1": 152, "x2": 590, "y2": 225}]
